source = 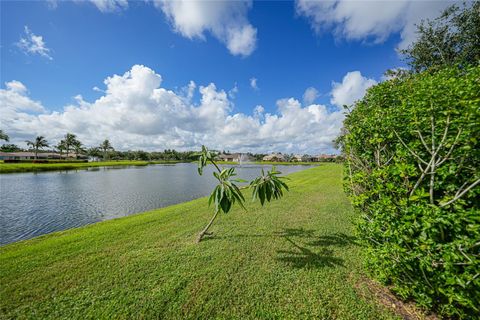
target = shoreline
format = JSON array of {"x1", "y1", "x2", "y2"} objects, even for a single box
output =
[
  {"x1": 0, "y1": 160, "x2": 183, "y2": 174},
  {"x1": 0, "y1": 160, "x2": 324, "y2": 174}
]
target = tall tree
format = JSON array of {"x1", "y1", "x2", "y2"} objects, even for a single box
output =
[
  {"x1": 400, "y1": 2, "x2": 480, "y2": 72},
  {"x1": 0, "y1": 130, "x2": 9, "y2": 142},
  {"x1": 63, "y1": 133, "x2": 77, "y2": 160},
  {"x1": 72, "y1": 140, "x2": 86, "y2": 159},
  {"x1": 99, "y1": 139, "x2": 114, "y2": 161},
  {"x1": 25, "y1": 136, "x2": 49, "y2": 160},
  {"x1": 56, "y1": 140, "x2": 66, "y2": 160}
]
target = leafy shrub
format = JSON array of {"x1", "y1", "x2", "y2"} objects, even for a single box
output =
[{"x1": 339, "y1": 65, "x2": 480, "y2": 318}]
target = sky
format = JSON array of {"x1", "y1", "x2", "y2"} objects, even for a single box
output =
[{"x1": 0, "y1": 0, "x2": 457, "y2": 154}]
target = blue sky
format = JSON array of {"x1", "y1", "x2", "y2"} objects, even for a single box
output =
[{"x1": 0, "y1": 0, "x2": 455, "y2": 153}]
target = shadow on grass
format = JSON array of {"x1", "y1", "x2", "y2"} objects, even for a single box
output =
[
  {"x1": 277, "y1": 228, "x2": 353, "y2": 268},
  {"x1": 207, "y1": 228, "x2": 357, "y2": 269},
  {"x1": 274, "y1": 228, "x2": 357, "y2": 269}
]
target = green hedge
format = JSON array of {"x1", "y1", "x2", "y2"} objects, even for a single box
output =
[{"x1": 339, "y1": 66, "x2": 479, "y2": 318}]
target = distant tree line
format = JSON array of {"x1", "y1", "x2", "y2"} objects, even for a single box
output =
[
  {"x1": 0, "y1": 132, "x2": 275, "y2": 162},
  {"x1": 1, "y1": 133, "x2": 307, "y2": 162}
]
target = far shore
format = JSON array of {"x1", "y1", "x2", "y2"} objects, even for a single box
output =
[{"x1": 0, "y1": 160, "x2": 323, "y2": 174}]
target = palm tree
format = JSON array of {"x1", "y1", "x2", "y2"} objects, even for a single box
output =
[
  {"x1": 0, "y1": 130, "x2": 9, "y2": 142},
  {"x1": 63, "y1": 133, "x2": 77, "y2": 160},
  {"x1": 25, "y1": 136, "x2": 49, "y2": 160},
  {"x1": 99, "y1": 139, "x2": 114, "y2": 161},
  {"x1": 72, "y1": 140, "x2": 86, "y2": 159},
  {"x1": 56, "y1": 140, "x2": 66, "y2": 160},
  {"x1": 87, "y1": 147, "x2": 101, "y2": 161}
]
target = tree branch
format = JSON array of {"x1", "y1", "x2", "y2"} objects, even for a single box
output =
[
  {"x1": 440, "y1": 178, "x2": 480, "y2": 207},
  {"x1": 416, "y1": 129, "x2": 432, "y2": 154},
  {"x1": 394, "y1": 129, "x2": 428, "y2": 165},
  {"x1": 436, "y1": 128, "x2": 462, "y2": 166}
]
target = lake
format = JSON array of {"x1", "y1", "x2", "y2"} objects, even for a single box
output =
[{"x1": 0, "y1": 163, "x2": 314, "y2": 245}]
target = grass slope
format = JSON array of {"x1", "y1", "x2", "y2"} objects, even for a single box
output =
[
  {"x1": 0, "y1": 164, "x2": 397, "y2": 319},
  {"x1": 0, "y1": 160, "x2": 180, "y2": 173}
]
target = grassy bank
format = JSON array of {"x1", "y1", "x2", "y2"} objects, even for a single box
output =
[
  {"x1": 0, "y1": 160, "x2": 320, "y2": 174},
  {"x1": 0, "y1": 164, "x2": 397, "y2": 319},
  {"x1": 0, "y1": 160, "x2": 181, "y2": 173}
]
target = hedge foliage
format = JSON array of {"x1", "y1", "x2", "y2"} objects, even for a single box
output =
[{"x1": 339, "y1": 66, "x2": 479, "y2": 318}]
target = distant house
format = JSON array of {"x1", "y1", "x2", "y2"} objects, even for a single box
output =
[
  {"x1": 262, "y1": 153, "x2": 287, "y2": 162},
  {"x1": 0, "y1": 152, "x2": 86, "y2": 160},
  {"x1": 0, "y1": 152, "x2": 52, "y2": 160},
  {"x1": 217, "y1": 153, "x2": 253, "y2": 162},
  {"x1": 291, "y1": 154, "x2": 311, "y2": 162},
  {"x1": 313, "y1": 154, "x2": 337, "y2": 162}
]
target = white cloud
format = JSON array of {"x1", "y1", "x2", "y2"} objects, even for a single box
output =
[
  {"x1": 228, "y1": 83, "x2": 239, "y2": 99},
  {"x1": 1, "y1": 80, "x2": 45, "y2": 113},
  {"x1": 49, "y1": 0, "x2": 257, "y2": 56},
  {"x1": 89, "y1": 0, "x2": 128, "y2": 12},
  {"x1": 46, "y1": 0, "x2": 58, "y2": 9},
  {"x1": 250, "y1": 77, "x2": 258, "y2": 90},
  {"x1": 303, "y1": 87, "x2": 319, "y2": 105},
  {"x1": 254, "y1": 105, "x2": 264, "y2": 118},
  {"x1": 1, "y1": 65, "x2": 351, "y2": 154},
  {"x1": 0, "y1": 81, "x2": 47, "y2": 139},
  {"x1": 330, "y1": 71, "x2": 376, "y2": 107},
  {"x1": 296, "y1": 0, "x2": 455, "y2": 49},
  {"x1": 16, "y1": 26, "x2": 53, "y2": 60},
  {"x1": 92, "y1": 86, "x2": 104, "y2": 93},
  {"x1": 66, "y1": 0, "x2": 128, "y2": 13},
  {"x1": 155, "y1": 0, "x2": 257, "y2": 56}
]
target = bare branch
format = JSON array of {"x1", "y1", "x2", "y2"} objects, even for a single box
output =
[
  {"x1": 436, "y1": 115, "x2": 451, "y2": 153},
  {"x1": 385, "y1": 154, "x2": 394, "y2": 166},
  {"x1": 410, "y1": 156, "x2": 435, "y2": 197},
  {"x1": 394, "y1": 129, "x2": 428, "y2": 165},
  {"x1": 429, "y1": 111, "x2": 436, "y2": 204},
  {"x1": 436, "y1": 128, "x2": 463, "y2": 166},
  {"x1": 416, "y1": 129, "x2": 432, "y2": 154},
  {"x1": 440, "y1": 178, "x2": 480, "y2": 207}
]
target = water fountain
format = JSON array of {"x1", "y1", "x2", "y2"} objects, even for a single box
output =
[{"x1": 239, "y1": 153, "x2": 250, "y2": 166}]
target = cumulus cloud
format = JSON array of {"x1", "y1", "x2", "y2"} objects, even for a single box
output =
[
  {"x1": 296, "y1": 0, "x2": 455, "y2": 49},
  {"x1": 330, "y1": 71, "x2": 376, "y2": 107},
  {"x1": 16, "y1": 26, "x2": 53, "y2": 60},
  {"x1": 1, "y1": 80, "x2": 46, "y2": 114},
  {"x1": 1, "y1": 65, "x2": 350, "y2": 154},
  {"x1": 303, "y1": 87, "x2": 319, "y2": 105},
  {"x1": 155, "y1": 0, "x2": 257, "y2": 56},
  {"x1": 250, "y1": 77, "x2": 258, "y2": 90},
  {"x1": 49, "y1": 0, "x2": 256, "y2": 56}
]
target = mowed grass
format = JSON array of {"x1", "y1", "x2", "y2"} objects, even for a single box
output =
[
  {"x1": 0, "y1": 160, "x2": 180, "y2": 173},
  {"x1": 0, "y1": 164, "x2": 397, "y2": 319}
]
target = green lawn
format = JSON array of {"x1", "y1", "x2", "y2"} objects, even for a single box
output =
[
  {"x1": 0, "y1": 164, "x2": 397, "y2": 319},
  {"x1": 0, "y1": 160, "x2": 181, "y2": 173}
]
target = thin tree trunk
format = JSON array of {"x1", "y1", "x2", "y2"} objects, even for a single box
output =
[{"x1": 197, "y1": 210, "x2": 219, "y2": 243}]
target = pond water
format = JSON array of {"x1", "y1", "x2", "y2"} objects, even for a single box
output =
[{"x1": 0, "y1": 163, "x2": 313, "y2": 245}]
